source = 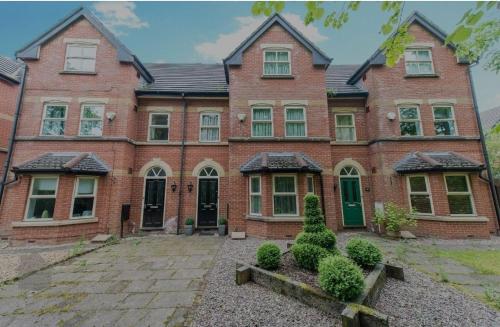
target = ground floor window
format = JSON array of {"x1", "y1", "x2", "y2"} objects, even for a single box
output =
[
  {"x1": 306, "y1": 175, "x2": 314, "y2": 193},
  {"x1": 445, "y1": 174, "x2": 475, "y2": 215},
  {"x1": 407, "y1": 175, "x2": 433, "y2": 214},
  {"x1": 250, "y1": 176, "x2": 261, "y2": 215},
  {"x1": 72, "y1": 177, "x2": 97, "y2": 218},
  {"x1": 273, "y1": 175, "x2": 298, "y2": 215},
  {"x1": 26, "y1": 177, "x2": 58, "y2": 219}
]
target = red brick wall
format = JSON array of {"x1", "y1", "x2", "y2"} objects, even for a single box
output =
[{"x1": 0, "y1": 79, "x2": 19, "y2": 177}]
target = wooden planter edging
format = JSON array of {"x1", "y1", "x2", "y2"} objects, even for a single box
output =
[{"x1": 235, "y1": 259, "x2": 404, "y2": 327}]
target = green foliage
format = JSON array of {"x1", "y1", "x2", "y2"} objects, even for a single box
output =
[
  {"x1": 256, "y1": 242, "x2": 281, "y2": 270},
  {"x1": 218, "y1": 217, "x2": 227, "y2": 225},
  {"x1": 318, "y1": 256, "x2": 365, "y2": 301},
  {"x1": 291, "y1": 243, "x2": 332, "y2": 271},
  {"x1": 185, "y1": 218, "x2": 194, "y2": 226},
  {"x1": 380, "y1": 23, "x2": 415, "y2": 67},
  {"x1": 295, "y1": 229, "x2": 337, "y2": 251},
  {"x1": 485, "y1": 128, "x2": 500, "y2": 178},
  {"x1": 374, "y1": 202, "x2": 417, "y2": 233},
  {"x1": 346, "y1": 238, "x2": 383, "y2": 267},
  {"x1": 251, "y1": 1, "x2": 284, "y2": 16}
]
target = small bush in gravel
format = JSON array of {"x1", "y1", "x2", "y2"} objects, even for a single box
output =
[
  {"x1": 256, "y1": 242, "x2": 281, "y2": 270},
  {"x1": 295, "y1": 229, "x2": 336, "y2": 251},
  {"x1": 346, "y1": 238, "x2": 383, "y2": 267},
  {"x1": 318, "y1": 256, "x2": 365, "y2": 301},
  {"x1": 291, "y1": 243, "x2": 331, "y2": 271}
]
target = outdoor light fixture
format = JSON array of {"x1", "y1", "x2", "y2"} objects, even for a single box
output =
[
  {"x1": 333, "y1": 183, "x2": 337, "y2": 192},
  {"x1": 237, "y1": 113, "x2": 247, "y2": 122},
  {"x1": 171, "y1": 181, "x2": 177, "y2": 192},
  {"x1": 386, "y1": 112, "x2": 396, "y2": 121},
  {"x1": 106, "y1": 111, "x2": 116, "y2": 121},
  {"x1": 187, "y1": 182, "x2": 194, "y2": 193}
]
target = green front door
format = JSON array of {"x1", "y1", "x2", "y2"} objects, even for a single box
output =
[{"x1": 340, "y1": 177, "x2": 364, "y2": 226}]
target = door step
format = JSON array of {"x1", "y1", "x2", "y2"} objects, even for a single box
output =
[{"x1": 198, "y1": 229, "x2": 217, "y2": 236}]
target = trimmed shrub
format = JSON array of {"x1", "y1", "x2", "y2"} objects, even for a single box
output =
[
  {"x1": 346, "y1": 238, "x2": 383, "y2": 267},
  {"x1": 256, "y1": 242, "x2": 281, "y2": 270},
  {"x1": 291, "y1": 243, "x2": 331, "y2": 271},
  {"x1": 295, "y1": 229, "x2": 337, "y2": 250},
  {"x1": 318, "y1": 256, "x2": 365, "y2": 301}
]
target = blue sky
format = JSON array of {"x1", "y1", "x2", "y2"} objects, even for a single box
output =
[{"x1": 0, "y1": 1, "x2": 498, "y2": 111}]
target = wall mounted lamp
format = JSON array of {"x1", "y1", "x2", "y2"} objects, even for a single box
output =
[
  {"x1": 187, "y1": 182, "x2": 194, "y2": 193},
  {"x1": 171, "y1": 181, "x2": 177, "y2": 192}
]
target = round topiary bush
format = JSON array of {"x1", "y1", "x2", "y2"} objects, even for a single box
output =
[
  {"x1": 291, "y1": 243, "x2": 331, "y2": 271},
  {"x1": 318, "y1": 256, "x2": 365, "y2": 301},
  {"x1": 295, "y1": 229, "x2": 337, "y2": 250},
  {"x1": 346, "y1": 238, "x2": 383, "y2": 267},
  {"x1": 256, "y1": 242, "x2": 281, "y2": 270}
]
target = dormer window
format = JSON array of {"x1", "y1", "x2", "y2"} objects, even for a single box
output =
[
  {"x1": 404, "y1": 49, "x2": 434, "y2": 75},
  {"x1": 64, "y1": 43, "x2": 97, "y2": 73},
  {"x1": 263, "y1": 50, "x2": 290, "y2": 76}
]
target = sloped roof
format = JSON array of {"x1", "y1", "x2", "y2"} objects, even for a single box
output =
[
  {"x1": 326, "y1": 65, "x2": 367, "y2": 96},
  {"x1": 480, "y1": 106, "x2": 500, "y2": 131},
  {"x1": 15, "y1": 7, "x2": 153, "y2": 82},
  {"x1": 13, "y1": 152, "x2": 110, "y2": 175},
  {"x1": 393, "y1": 151, "x2": 483, "y2": 174},
  {"x1": 0, "y1": 56, "x2": 24, "y2": 83},
  {"x1": 240, "y1": 152, "x2": 322, "y2": 174}
]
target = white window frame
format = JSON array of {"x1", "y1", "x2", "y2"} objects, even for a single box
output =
[
  {"x1": 284, "y1": 107, "x2": 307, "y2": 138},
  {"x1": 251, "y1": 107, "x2": 274, "y2": 138},
  {"x1": 263, "y1": 49, "x2": 291, "y2": 76},
  {"x1": 79, "y1": 103, "x2": 104, "y2": 137},
  {"x1": 406, "y1": 175, "x2": 434, "y2": 215},
  {"x1": 432, "y1": 105, "x2": 458, "y2": 136},
  {"x1": 40, "y1": 103, "x2": 68, "y2": 136},
  {"x1": 199, "y1": 112, "x2": 220, "y2": 143},
  {"x1": 24, "y1": 176, "x2": 59, "y2": 220},
  {"x1": 64, "y1": 43, "x2": 97, "y2": 73},
  {"x1": 148, "y1": 112, "x2": 170, "y2": 142},
  {"x1": 398, "y1": 105, "x2": 422, "y2": 136},
  {"x1": 272, "y1": 174, "x2": 299, "y2": 216},
  {"x1": 306, "y1": 175, "x2": 314, "y2": 194},
  {"x1": 335, "y1": 113, "x2": 357, "y2": 142},
  {"x1": 249, "y1": 175, "x2": 262, "y2": 216},
  {"x1": 404, "y1": 48, "x2": 434, "y2": 75},
  {"x1": 70, "y1": 177, "x2": 98, "y2": 219},
  {"x1": 444, "y1": 173, "x2": 476, "y2": 216}
]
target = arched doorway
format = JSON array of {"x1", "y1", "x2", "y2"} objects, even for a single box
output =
[
  {"x1": 197, "y1": 166, "x2": 219, "y2": 228},
  {"x1": 339, "y1": 166, "x2": 365, "y2": 227},
  {"x1": 142, "y1": 166, "x2": 167, "y2": 228}
]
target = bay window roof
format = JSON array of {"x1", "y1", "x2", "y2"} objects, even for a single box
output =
[{"x1": 240, "y1": 152, "x2": 322, "y2": 174}]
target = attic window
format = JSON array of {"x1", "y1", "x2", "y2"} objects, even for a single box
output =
[
  {"x1": 404, "y1": 49, "x2": 434, "y2": 75},
  {"x1": 64, "y1": 43, "x2": 97, "y2": 73},
  {"x1": 263, "y1": 50, "x2": 291, "y2": 76}
]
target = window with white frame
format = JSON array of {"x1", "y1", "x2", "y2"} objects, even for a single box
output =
[
  {"x1": 148, "y1": 113, "x2": 169, "y2": 141},
  {"x1": 273, "y1": 175, "x2": 298, "y2": 215},
  {"x1": 252, "y1": 107, "x2": 273, "y2": 137},
  {"x1": 404, "y1": 49, "x2": 434, "y2": 75},
  {"x1": 263, "y1": 50, "x2": 291, "y2": 75},
  {"x1": 335, "y1": 114, "x2": 356, "y2": 142},
  {"x1": 64, "y1": 43, "x2": 97, "y2": 72},
  {"x1": 79, "y1": 104, "x2": 104, "y2": 136},
  {"x1": 26, "y1": 177, "x2": 58, "y2": 219},
  {"x1": 72, "y1": 177, "x2": 97, "y2": 218},
  {"x1": 399, "y1": 106, "x2": 422, "y2": 136},
  {"x1": 41, "y1": 104, "x2": 67, "y2": 136},
  {"x1": 445, "y1": 174, "x2": 475, "y2": 215},
  {"x1": 200, "y1": 112, "x2": 220, "y2": 142},
  {"x1": 407, "y1": 175, "x2": 433, "y2": 214},
  {"x1": 250, "y1": 176, "x2": 262, "y2": 215},
  {"x1": 433, "y1": 106, "x2": 457, "y2": 136},
  {"x1": 306, "y1": 175, "x2": 314, "y2": 194},
  {"x1": 285, "y1": 107, "x2": 306, "y2": 137}
]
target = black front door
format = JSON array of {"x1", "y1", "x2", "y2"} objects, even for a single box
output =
[
  {"x1": 197, "y1": 179, "x2": 218, "y2": 227},
  {"x1": 143, "y1": 179, "x2": 165, "y2": 228}
]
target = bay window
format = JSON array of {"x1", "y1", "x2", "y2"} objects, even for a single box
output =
[
  {"x1": 445, "y1": 174, "x2": 475, "y2": 215},
  {"x1": 285, "y1": 107, "x2": 306, "y2": 137},
  {"x1": 72, "y1": 177, "x2": 97, "y2": 218},
  {"x1": 252, "y1": 107, "x2": 273, "y2": 137},
  {"x1": 407, "y1": 175, "x2": 433, "y2": 214},
  {"x1": 273, "y1": 175, "x2": 298, "y2": 215},
  {"x1": 249, "y1": 176, "x2": 262, "y2": 215},
  {"x1": 26, "y1": 177, "x2": 58, "y2": 219},
  {"x1": 306, "y1": 175, "x2": 314, "y2": 194}
]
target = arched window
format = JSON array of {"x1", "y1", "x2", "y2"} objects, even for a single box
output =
[
  {"x1": 340, "y1": 166, "x2": 359, "y2": 176},
  {"x1": 199, "y1": 167, "x2": 218, "y2": 177},
  {"x1": 146, "y1": 167, "x2": 166, "y2": 178}
]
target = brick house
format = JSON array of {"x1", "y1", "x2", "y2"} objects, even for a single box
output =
[{"x1": 0, "y1": 7, "x2": 498, "y2": 243}]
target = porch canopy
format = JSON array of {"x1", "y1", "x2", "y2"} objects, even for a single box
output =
[
  {"x1": 393, "y1": 151, "x2": 484, "y2": 174},
  {"x1": 12, "y1": 152, "x2": 110, "y2": 175},
  {"x1": 240, "y1": 152, "x2": 322, "y2": 174}
]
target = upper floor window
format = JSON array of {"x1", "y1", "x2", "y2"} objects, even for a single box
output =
[
  {"x1": 433, "y1": 106, "x2": 457, "y2": 136},
  {"x1": 335, "y1": 114, "x2": 356, "y2": 142},
  {"x1": 200, "y1": 112, "x2": 220, "y2": 142},
  {"x1": 64, "y1": 43, "x2": 97, "y2": 73},
  {"x1": 252, "y1": 107, "x2": 273, "y2": 137},
  {"x1": 445, "y1": 174, "x2": 475, "y2": 215},
  {"x1": 148, "y1": 113, "x2": 169, "y2": 142},
  {"x1": 26, "y1": 177, "x2": 58, "y2": 219},
  {"x1": 41, "y1": 104, "x2": 67, "y2": 136},
  {"x1": 285, "y1": 107, "x2": 306, "y2": 137},
  {"x1": 404, "y1": 49, "x2": 434, "y2": 75},
  {"x1": 72, "y1": 177, "x2": 97, "y2": 218},
  {"x1": 263, "y1": 50, "x2": 291, "y2": 76},
  {"x1": 399, "y1": 106, "x2": 422, "y2": 136},
  {"x1": 79, "y1": 104, "x2": 104, "y2": 137},
  {"x1": 407, "y1": 175, "x2": 433, "y2": 214}
]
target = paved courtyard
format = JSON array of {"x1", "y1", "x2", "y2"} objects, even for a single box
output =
[{"x1": 0, "y1": 235, "x2": 222, "y2": 327}]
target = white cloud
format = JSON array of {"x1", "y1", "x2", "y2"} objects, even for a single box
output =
[
  {"x1": 93, "y1": 2, "x2": 148, "y2": 35},
  {"x1": 195, "y1": 13, "x2": 328, "y2": 62}
]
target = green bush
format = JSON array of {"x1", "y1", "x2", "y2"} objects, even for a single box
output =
[
  {"x1": 256, "y1": 242, "x2": 281, "y2": 270},
  {"x1": 346, "y1": 238, "x2": 383, "y2": 267},
  {"x1": 291, "y1": 243, "x2": 331, "y2": 271},
  {"x1": 373, "y1": 202, "x2": 417, "y2": 233},
  {"x1": 295, "y1": 229, "x2": 337, "y2": 250},
  {"x1": 185, "y1": 218, "x2": 194, "y2": 225},
  {"x1": 318, "y1": 256, "x2": 365, "y2": 301}
]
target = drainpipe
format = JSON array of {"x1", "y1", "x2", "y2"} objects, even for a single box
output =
[
  {"x1": 318, "y1": 173, "x2": 326, "y2": 219},
  {"x1": 0, "y1": 64, "x2": 27, "y2": 203},
  {"x1": 176, "y1": 93, "x2": 187, "y2": 235},
  {"x1": 467, "y1": 65, "x2": 500, "y2": 234}
]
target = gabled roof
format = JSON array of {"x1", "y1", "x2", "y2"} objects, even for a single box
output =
[
  {"x1": 326, "y1": 65, "x2": 367, "y2": 97},
  {"x1": 223, "y1": 13, "x2": 332, "y2": 68},
  {"x1": 393, "y1": 151, "x2": 483, "y2": 174},
  {"x1": 347, "y1": 11, "x2": 465, "y2": 85},
  {"x1": 13, "y1": 152, "x2": 110, "y2": 175},
  {"x1": 480, "y1": 106, "x2": 500, "y2": 131},
  {"x1": 15, "y1": 7, "x2": 153, "y2": 83},
  {"x1": 240, "y1": 152, "x2": 322, "y2": 174},
  {"x1": 0, "y1": 56, "x2": 24, "y2": 83}
]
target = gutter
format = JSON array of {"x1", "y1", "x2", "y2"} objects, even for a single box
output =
[
  {"x1": 176, "y1": 93, "x2": 187, "y2": 235},
  {"x1": 467, "y1": 65, "x2": 500, "y2": 233},
  {"x1": 0, "y1": 64, "x2": 27, "y2": 203}
]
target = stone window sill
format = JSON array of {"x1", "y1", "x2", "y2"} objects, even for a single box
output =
[
  {"x1": 415, "y1": 215, "x2": 488, "y2": 222},
  {"x1": 246, "y1": 215, "x2": 304, "y2": 222},
  {"x1": 404, "y1": 73, "x2": 439, "y2": 79},
  {"x1": 60, "y1": 71, "x2": 97, "y2": 76},
  {"x1": 12, "y1": 217, "x2": 98, "y2": 228},
  {"x1": 261, "y1": 75, "x2": 294, "y2": 80}
]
